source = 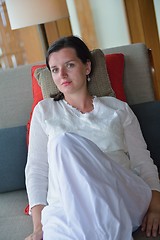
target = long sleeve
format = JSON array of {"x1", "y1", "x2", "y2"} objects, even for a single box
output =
[
  {"x1": 122, "y1": 103, "x2": 160, "y2": 191},
  {"x1": 25, "y1": 103, "x2": 49, "y2": 208}
]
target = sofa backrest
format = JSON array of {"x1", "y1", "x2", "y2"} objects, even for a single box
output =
[
  {"x1": 0, "y1": 64, "x2": 34, "y2": 129},
  {"x1": 103, "y1": 43, "x2": 155, "y2": 105},
  {"x1": 0, "y1": 64, "x2": 36, "y2": 192},
  {"x1": 0, "y1": 43, "x2": 155, "y2": 129}
]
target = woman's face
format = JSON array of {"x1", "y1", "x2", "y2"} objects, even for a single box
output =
[{"x1": 48, "y1": 47, "x2": 91, "y2": 96}]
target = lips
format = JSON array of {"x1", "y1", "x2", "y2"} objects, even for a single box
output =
[{"x1": 61, "y1": 81, "x2": 71, "y2": 86}]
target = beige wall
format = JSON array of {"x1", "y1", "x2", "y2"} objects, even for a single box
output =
[{"x1": 154, "y1": 0, "x2": 160, "y2": 38}]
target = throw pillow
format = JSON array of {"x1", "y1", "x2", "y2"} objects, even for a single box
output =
[
  {"x1": 105, "y1": 53, "x2": 126, "y2": 102},
  {"x1": 26, "y1": 65, "x2": 44, "y2": 145},
  {"x1": 31, "y1": 65, "x2": 45, "y2": 106},
  {"x1": 34, "y1": 49, "x2": 115, "y2": 98}
]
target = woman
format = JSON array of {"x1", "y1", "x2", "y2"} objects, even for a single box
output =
[{"x1": 25, "y1": 36, "x2": 160, "y2": 240}]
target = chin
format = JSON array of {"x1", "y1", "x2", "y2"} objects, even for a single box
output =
[{"x1": 60, "y1": 87, "x2": 74, "y2": 94}]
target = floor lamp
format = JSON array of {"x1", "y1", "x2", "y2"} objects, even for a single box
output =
[{"x1": 5, "y1": 0, "x2": 69, "y2": 51}]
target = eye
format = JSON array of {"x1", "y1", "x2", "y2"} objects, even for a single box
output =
[
  {"x1": 66, "y1": 62, "x2": 75, "y2": 69},
  {"x1": 51, "y1": 67, "x2": 58, "y2": 73}
]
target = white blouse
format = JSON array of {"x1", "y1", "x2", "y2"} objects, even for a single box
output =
[{"x1": 25, "y1": 96, "x2": 160, "y2": 208}]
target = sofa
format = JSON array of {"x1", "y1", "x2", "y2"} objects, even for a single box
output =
[{"x1": 0, "y1": 43, "x2": 160, "y2": 240}]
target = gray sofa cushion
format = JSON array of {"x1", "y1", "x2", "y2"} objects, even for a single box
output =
[
  {"x1": 0, "y1": 190, "x2": 32, "y2": 240},
  {"x1": 103, "y1": 43, "x2": 155, "y2": 105},
  {"x1": 0, "y1": 65, "x2": 33, "y2": 129},
  {"x1": 0, "y1": 126, "x2": 28, "y2": 192},
  {"x1": 130, "y1": 101, "x2": 160, "y2": 173}
]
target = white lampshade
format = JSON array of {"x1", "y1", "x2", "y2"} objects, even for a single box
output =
[{"x1": 5, "y1": 0, "x2": 69, "y2": 30}]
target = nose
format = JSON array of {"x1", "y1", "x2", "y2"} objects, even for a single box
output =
[{"x1": 59, "y1": 66, "x2": 67, "y2": 78}]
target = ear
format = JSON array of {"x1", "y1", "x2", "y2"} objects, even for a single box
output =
[{"x1": 86, "y1": 60, "x2": 91, "y2": 75}]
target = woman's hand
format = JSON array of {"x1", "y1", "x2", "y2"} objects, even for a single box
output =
[
  {"x1": 141, "y1": 190, "x2": 160, "y2": 237},
  {"x1": 25, "y1": 230, "x2": 43, "y2": 240}
]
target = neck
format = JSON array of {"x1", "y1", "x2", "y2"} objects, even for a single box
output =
[{"x1": 64, "y1": 92, "x2": 94, "y2": 113}]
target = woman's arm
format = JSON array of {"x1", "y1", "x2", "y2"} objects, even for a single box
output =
[
  {"x1": 122, "y1": 103, "x2": 160, "y2": 191},
  {"x1": 25, "y1": 102, "x2": 49, "y2": 208},
  {"x1": 122, "y1": 103, "x2": 160, "y2": 237},
  {"x1": 32, "y1": 205, "x2": 45, "y2": 234},
  {"x1": 25, "y1": 205, "x2": 45, "y2": 240},
  {"x1": 25, "y1": 102, "x2": 49, "y2": 239}
]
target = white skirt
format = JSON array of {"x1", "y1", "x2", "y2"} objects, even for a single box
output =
[{"x1": 42, "y1": 132, "x2": 151, "y2": 240}]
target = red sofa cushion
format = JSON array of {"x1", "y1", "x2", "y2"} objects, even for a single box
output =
[{"x1": 105, "y1": 53, "x2": 126, "y2": 102}]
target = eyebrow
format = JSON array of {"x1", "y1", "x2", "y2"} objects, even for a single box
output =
[
  {"x1": 50, "y1": 59, "x2": 76, "y2": 69},
  {"x1": 65, "y1": 59, "x2": 76, "y2": 63}
]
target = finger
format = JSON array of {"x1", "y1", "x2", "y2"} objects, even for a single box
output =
[
  {"x1": 25, "y1": 234, "x2": 32, "y2": 240},
  {"x1": 151, "y1": 218, "x2": 159, "y2": 237},
  {"x1": 145, "y1": 218, "x2": 153, "y2": 237},
  {"x1": 141, "y1": 216, "x2": 147, "y2": 231}
]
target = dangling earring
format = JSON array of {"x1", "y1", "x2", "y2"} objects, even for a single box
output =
[{"x1": 87, "y1": 75, "x2": 91, "y2": 82}]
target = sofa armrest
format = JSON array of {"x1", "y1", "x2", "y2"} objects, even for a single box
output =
[{"x1": 130, "y1": 101, "x2": 160, "y2": 173}]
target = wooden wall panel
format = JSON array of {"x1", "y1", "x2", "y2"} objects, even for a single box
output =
[
  {"x1": 44, "y1": 22, "x2": 59, "y2": 46},
  {"x1": 18, "y1": 26, "x2": 45, "y2": 63},
  {"x1": 57, "y1": 18, "x2": 72, "y2": 37},
  {"x1": 44, "y1": 17, "x2": 72, "y2": 47},
  {"x1": 74, "y1": 0, "x2": 99, "y2": 50},
  {"x1": 124, "y1": 0, "x2": 160, "y2": 99}
]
